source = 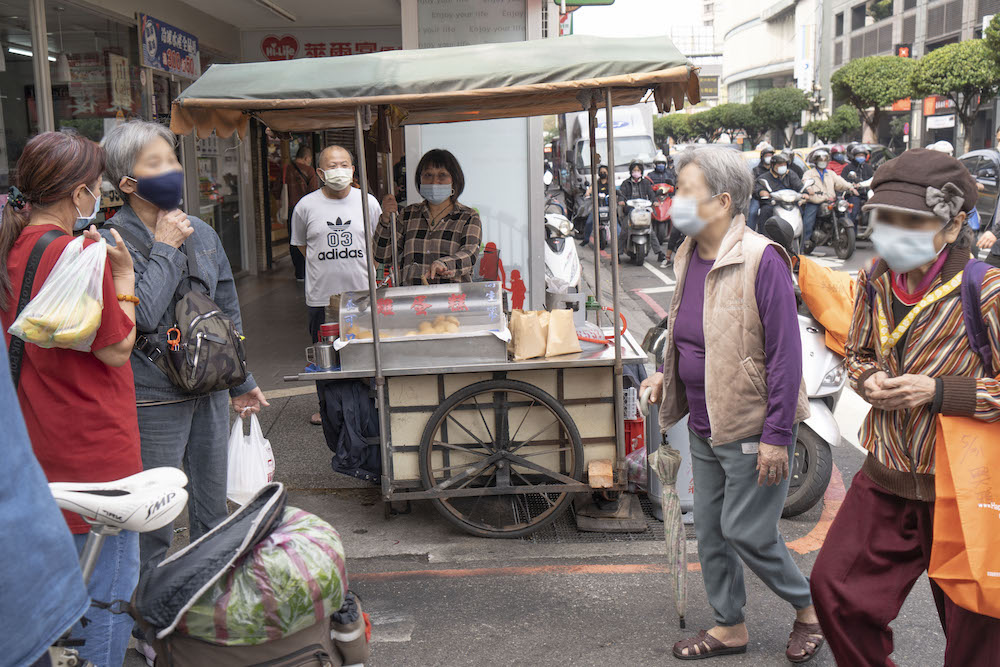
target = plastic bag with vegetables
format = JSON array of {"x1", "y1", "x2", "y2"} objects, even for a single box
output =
[{"x1": 8, "y1": 236, "x2": 107, "y2": 352}]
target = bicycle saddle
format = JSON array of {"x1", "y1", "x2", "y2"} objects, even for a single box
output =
[
  {"x1": 50, "y1": 468, "x2": 189, "y2": 533},
  {"x1": 48, "y1": 467, "x2": 188, "y2": 494}
]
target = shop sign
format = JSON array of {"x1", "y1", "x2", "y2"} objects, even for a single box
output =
[
  {"x1": 246, "y1": 28, "x2": 402, "y2": 62},
  {"x1": 926, "y1": 114, "x2": 956, "y2": 130},
  {"x1": 108, "y1": 53, "x2": 131, "y2": 112},
  {"x1": 138, "y1": 14, "x2": 198, "y2": 79},
  {"x1": 923, "y1": 95, "x2": 956, "y2": 117},
  {"x1": 895, "y1": 44, "x2": 912, "y2": 58},
  {"x1": 559, "y1": 12, "x2": 572, "y2": 36},
  {"x1": 891, "y1": 97, "x2": 911, "y2": 112},
  {"x1": 700, "y1": 76, "x2": 719, "y2": 99}
]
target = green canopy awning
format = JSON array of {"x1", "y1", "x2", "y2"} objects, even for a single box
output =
[{"x1": 171, "y1": 34, "x2": 699, "y2": 137}]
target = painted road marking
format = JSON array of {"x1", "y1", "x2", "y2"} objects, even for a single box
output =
[
  {"x1": 632, "y1": 289, "x2": 668, "y2": 319},
  {"x1": 643, "y1": 261, "x2": 676, "y2": 286}
]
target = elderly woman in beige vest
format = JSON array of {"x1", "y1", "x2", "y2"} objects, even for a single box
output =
[{"x1": 642, "y1": 146, "x2": 823, "y2": 663}]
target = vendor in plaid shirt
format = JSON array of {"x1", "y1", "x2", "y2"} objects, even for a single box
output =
[{"x1": 376, "y1": 149, "x2": 482, "y2": 284}]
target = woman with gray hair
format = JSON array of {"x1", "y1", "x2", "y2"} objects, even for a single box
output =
[
  {"x1": 99, "y1": 119, "x2": 268, "y2": 663},
  {"x1": 640, "y1": 147, "x2": 824, "y2": 662}
]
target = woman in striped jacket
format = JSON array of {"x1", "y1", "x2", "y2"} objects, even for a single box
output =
[{"x1": 810, "y1": 149, "x2": 1000, "y2": 666}]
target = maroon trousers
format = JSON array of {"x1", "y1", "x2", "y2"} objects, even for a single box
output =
[{"x1": 810, "y1": 470, "x2": 1000, "y2": 666}]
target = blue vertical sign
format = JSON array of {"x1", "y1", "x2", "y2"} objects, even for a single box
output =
[{"x1": 139, "y1": 14, "x2": 199, "y2": 79}]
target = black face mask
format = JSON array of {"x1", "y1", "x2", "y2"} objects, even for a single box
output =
[{"x1": 599, "y1": 173, "x2": 608, "y2": 181}]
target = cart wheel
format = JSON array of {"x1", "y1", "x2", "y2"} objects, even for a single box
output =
[{"x1": 418, "y1": 379, "x2": 584, "y2": 538}]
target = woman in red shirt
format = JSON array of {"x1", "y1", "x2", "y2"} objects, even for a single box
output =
[{"x1": 0, "y1": 131, "x2": 141, "y2": 666}]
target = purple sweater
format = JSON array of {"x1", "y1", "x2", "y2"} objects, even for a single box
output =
[{"x1": 673, "y1": 245, "x2": 801, "y2": 447}]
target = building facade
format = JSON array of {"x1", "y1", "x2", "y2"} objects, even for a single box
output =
[{"x1": 823, "y1": 0, "x2": 999, "y2": 151}]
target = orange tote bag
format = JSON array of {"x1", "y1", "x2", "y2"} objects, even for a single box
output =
[
  {"x1": 796, "y1": 256, "x2": 855, "y2": 357},
  {"x1": 929, "y1": 416, "x2": 1000, "y2": 618}
]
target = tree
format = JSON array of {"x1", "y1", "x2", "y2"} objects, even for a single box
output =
[
  {"x1": 911, "y1": 40, "x2": 1000, "y2": 153},
  {"x1": 688, "y1": 107, "x2": 721, "y2": 140},
  {"x1": 831, "y1": 56, "x2": 917, "y2": 139},
  {"x1": 805, "y1": 104, "x2": 863, "y2": 143},
  {"x1": 985, "y1": 13, "x2": 1000, "y2": 69},
  {"x1": 749, "y1": 87, "x2": 809, "y2": 147},
  {"x1": 654, "y1": 114, "x2": 692, "y2": 145}
]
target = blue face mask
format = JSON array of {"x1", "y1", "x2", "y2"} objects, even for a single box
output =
[
  {"x1": 655, "y1": 164, "x2": 666, "y2": 173},
  {"x1": 856, "y1": 155, "x2": 867, "y2": 164},
  {"x1": 73, "y1": 185, "x2": 101, "y2": 231},
  {"x1": 130, "y1": 170, "x2": 184, "y2": 211},
  {"x1": 870, "y1": 216, "x2": 944, "y2": 274},
  {"x1": 420, "y1": 183, "x2": 452, "y2": 205}
]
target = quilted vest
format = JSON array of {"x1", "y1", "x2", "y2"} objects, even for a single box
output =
[{"x1": 657, "y1": 215, "x2": 810, "y2": 445}]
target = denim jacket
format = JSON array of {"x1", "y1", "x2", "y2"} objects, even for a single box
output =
[{"x1": 101, "y1": 204, "x2": 257, "y2": 402}]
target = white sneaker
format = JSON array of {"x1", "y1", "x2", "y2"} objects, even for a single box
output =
[{"x1": 135, "y1": 638, "x2": 156, "y2": 666}]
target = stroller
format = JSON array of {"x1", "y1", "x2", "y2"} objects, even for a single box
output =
[{"x1": 131, "y1": 483, "x2": 370, "y2": 666}]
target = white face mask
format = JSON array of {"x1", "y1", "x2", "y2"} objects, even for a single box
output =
[
  {"x1": 776, "y1": 165, "x2": 788, "y2": 176},
  {"x1": 320, "y1": 167, "x2": 353, "y2": 191},
  {"x1": 870, "y1": 214, "x2": 945, "y2": 274},
  {"x1": 73, "y1": 185, "x2": 101, "y2": 231},
  {"x1": 763, "y1": 156, "x2": 772, "y2": 165},
  {"x1": 671, "y1": 194, "x2": 720, "y2": 237}
]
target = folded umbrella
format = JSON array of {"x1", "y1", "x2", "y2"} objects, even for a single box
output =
[{"x1": 649, "y1": 444, "x2": 687, "y2": 628}]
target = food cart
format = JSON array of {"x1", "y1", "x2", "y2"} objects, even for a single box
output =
[{"x1": 170, "y1": 35, "x2": 700, "y2": 537}]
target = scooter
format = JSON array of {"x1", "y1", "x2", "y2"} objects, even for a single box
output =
[
  {"x1": 807, "y1": 192, "x2": 856, "y2": 260},
  {"x1": 855, "y1": 177, "x2": 874, "y2": 240},
  {"x1": 624, "y1": 198, "x2": 653, "y2": 266},
  {"x1": 652, "y1": 183, "x2": 674, "y2": 244},
  {"x1": 544, "y1": 212, "x2": 582, "y2": 294},
  {"x1": 641, "y1": 217, "x2": 841, "y2": 517},
  {"x1": 758, "y1": 177, "x2": 813, "y2": 255}
]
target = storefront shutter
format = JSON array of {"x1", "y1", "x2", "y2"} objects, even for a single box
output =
[
  {"x1": 903, "y1": 15, "x2": 916, "y2": 44},
  {"x1": 977, "y1": 0, "x2": 1000, "y2": 21}
]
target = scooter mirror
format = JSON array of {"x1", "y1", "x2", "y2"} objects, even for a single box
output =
[{"x1": 802, "y1": 178, "x2": 815, "y2": 188}]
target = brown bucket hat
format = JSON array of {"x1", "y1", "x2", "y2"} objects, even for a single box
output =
[{"x1": 863, "y1": 148, "x2": 978, "y2": 221}]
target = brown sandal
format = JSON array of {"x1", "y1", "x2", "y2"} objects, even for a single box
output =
[
  {"x1": 786, "y1": 621, "x2": 825, "y2": 664},
  {"x1": 672, "y1": 630, "x2": 747, "y2": 660}
]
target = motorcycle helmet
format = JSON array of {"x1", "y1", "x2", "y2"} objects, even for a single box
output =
[
  {"x1": 653, "y1": 151, "x2": 668, "y2": 173},
  {"x1": 831, "y1": 144, "x2": 847, "y2": 163},
  {"x1": 850, "y1": 144, "x2": 868, "y2": 157},
  {"x1": 758, "y1": 142, "x2": 775, "y2": 166},
  {"x1": 771, "y1": 152, "x2": 790, "y2": 165},
  {"x1": 931, "y1": 140, "x2": 954, "y2": 156},
  {"x1": 812, "y1": 149, "x2": 831, "y2": 167}
]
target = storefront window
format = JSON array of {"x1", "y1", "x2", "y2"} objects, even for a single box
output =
[
  {"x1": 0, "y1": 1, "x2": 39, "y2": 189},
  {"x1": 196, "y1": 132, "x2": 244, "y2": 273},
  {"x1": 265, "y1": 131, "x2": 317, "y2": 264}
]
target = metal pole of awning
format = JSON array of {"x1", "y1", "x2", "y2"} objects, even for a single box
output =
[
  {"x1": 378, "y1": 106, "x2": 400, "y2": 286},
  {"x1": 604, "y1": 88, "x2": 625, "y2": 461},
  {"x1": 355, "y1": 106, "x2": 392, "y2": 500},
  {"x1": 587, "y1": 103, "x2": 601, "y2": 324}
]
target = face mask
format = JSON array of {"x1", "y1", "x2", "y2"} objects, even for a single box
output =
[
  {"x1": 816, "y1": 161, "x2": 829, "y2": 170},
  {"x1": 776, "y1": 165, "x2": 788, "y2": 176},
  {"x1": 870, "y1": 218, "x2": 944, "y2": 274},
  {"x1": 655, "y1": 164, "x2": 666, "y2": 173},
  {"x1": 671, "y1": 194, "x2": 718, "y2": 237},
  {"x1": 320, "y1": 167, "x2": 353, "y2": 191},
  {"x1": 632, "y1": 172, "x2": 642, "y2": 181},
  {"x1": 420, "y1": 183, "x2": 452, "y2": 205},
  {"x1": 763, "y1": 156, "x2": 772, "y2": 165},
  {"x1": 599, "y1": 173, "x2": 608, "y2": 181},
  {"x1": 129, "y1": 170, "x2": 184, "y2": 211},
  {"x1": 73, "y1": 185, "x2": 101, "y2": 231},
  {"x1": 856, "y1": 156, "x2": 867, "y2": 164},
  {"x1": 833, "y1": 154, "x2": 846, "y2": 163}
]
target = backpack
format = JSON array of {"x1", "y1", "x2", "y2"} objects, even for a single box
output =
[
  {"x1": 866, "y1": 258, "x2": 994, "y2": 375},
  {"x1": 107, "y1": 224, "x2": 248, "y2": 395}
]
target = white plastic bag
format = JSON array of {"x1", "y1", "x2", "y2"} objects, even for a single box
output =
[
  {"x1": 227, "y1": 414, "x2": 274, "y2": 505},
  {"x1": 8, "y1": 236, "x2": 107, "y2": 352}
]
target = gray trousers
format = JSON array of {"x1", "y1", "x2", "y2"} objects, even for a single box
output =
[
  {"x1": 690, "y1": 429, "x2": 813, "y2": 626},
  {"x1": 135, "y1": 391, "x2": 230, "y2": 581}
]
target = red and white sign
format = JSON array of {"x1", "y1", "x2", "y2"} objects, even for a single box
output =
[
  {"x1": 261, "y1": 34, "x2": 299, "y2": 61},
  {"x1": 244, "y1": 28, "x2": 401, "y2": 63}
]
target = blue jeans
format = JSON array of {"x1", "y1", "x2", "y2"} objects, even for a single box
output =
[
  {"x1": 135, "y1": 392, "x2": 230, "y2": 581},
  {"x1": 802, "y1": 203, "x2": 820, "y2": 247},
  {"x1": 582, "y1": 211, "x2": 595, "y2": 242},
  {"x1": 748, "y1": 199, "x2": 761, "y2": 232},
  {"x1": 70, "y1": 531, "x2": 139, "y2": 666}
]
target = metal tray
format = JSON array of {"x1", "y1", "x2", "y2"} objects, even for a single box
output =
[{"x1": 338, "y1": 329, "x2": 508, "y2": 372}]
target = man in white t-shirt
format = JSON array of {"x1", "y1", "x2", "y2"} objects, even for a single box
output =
[
  {"x1": 291, "y1": 145, "x2": 382, "y2": 426},
  {"x1": 291, "y1": 145, "x2": 382, "y2": 343}
]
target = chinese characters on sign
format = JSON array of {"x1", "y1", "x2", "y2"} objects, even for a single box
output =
[
  {"x1": 251, "y1": 29, "x2": 402, "y2": 62},
  {"x1": 138, "y1": 14, "x2": 199, "y2": 79},
  {"x1": 377, "y1": 298, "x2": 394, "y2": 316},
  {"x1": 108, "y1": 53, "x2": 132, "y2": 112},
  {"x1": 448, "y1": 293, "x2": 469, "y2": 313},
  {"x1": 411, "y1": 296, "x2": 431, "y2": 316}
]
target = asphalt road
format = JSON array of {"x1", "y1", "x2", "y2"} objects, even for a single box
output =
[{"x1": 124, "y1": 234, "x2": 951, "y2": 666}]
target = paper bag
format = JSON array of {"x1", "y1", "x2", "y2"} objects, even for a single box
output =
[
  {"x1": 511, "y1": 310, "x2": 546, "y2": 360},
  {"x1": 545, "y1": 309, "x2": 582, "y2": 357},
  {"x1": 929, "y1": 416, "x2": 1000, "y2": 619}
]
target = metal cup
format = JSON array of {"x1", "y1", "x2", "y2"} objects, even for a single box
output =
[{"x1": 306, "y1": 343, "x2": 336, "y2": 370}]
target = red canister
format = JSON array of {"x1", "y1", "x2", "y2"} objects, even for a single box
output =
[{"x1": 319, "y1": 323, "x2": 340, "y2": 343}]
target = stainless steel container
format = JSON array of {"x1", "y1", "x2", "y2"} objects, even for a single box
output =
[{"x1": 306, "y1": 343, "x2": 337, "y2": 370}]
